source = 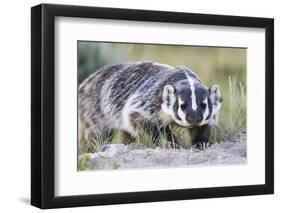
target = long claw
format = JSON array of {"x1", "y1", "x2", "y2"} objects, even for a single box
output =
[{"x1": 194, "y1": 142, "x2": 211, "y2": 151}]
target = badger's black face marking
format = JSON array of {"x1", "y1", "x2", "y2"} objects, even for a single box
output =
[
  {"x1": 195, "y1": 86, "x2": 209, "y2": 107},
  {"x1": 173, "y1": 96, "x2": 182, "y2": 121},
  {"x1": 206, "y1": 97, "x2": 213, "y2": 120}
]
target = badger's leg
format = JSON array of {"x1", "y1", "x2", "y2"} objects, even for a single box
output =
[
  {"x1": 189, "y1": 124, "x2": 211, "y2": 150},
  {"x1": 78, "y1": 119, "x2": 94, "y2": 152},
  {"x1": 122, "y1": 131, "x2": 136, "y2": 144},
  {"x1": 164, "y1": 126, "x2": 181, "y2": 149},
  {"x1": 79, "y1": 117, "x2": 114, "y2": 152},
  {"x1": 151, "y1": 125, "x2": 161, "y2": 145},
  {"x1": 151, "y1": 125, "x2": 181, "y2": 148},
  {"x1": 121, "y1": 112, "x2": 140, "y2": 144}
]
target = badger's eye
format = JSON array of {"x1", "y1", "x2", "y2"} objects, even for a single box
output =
[
  {"x1": 201, "y1": 102, "x2": 207, "y2": 109},
  {"x1": 180, "y1": 103, "x2": 187, "y2": 110}
]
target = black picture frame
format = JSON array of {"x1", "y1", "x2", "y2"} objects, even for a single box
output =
[{"x1": 31, "y1": 3, "x2": 274, "y2": 209}]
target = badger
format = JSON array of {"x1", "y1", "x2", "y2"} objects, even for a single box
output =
[{"x1": 79, "y1": 61, "x2": 222, "y2": 150}]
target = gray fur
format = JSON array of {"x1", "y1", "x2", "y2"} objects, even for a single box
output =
[{"x1": 79, "y1": 61, "x2": 222, "y2": 149}]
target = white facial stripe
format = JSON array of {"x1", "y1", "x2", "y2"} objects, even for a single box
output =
[
  {"x1": 186, "y1": 74, "x2": 197, "y2": 110},
  {"x1": 177, "y1": 97, "x2": 188, "y2": 124}
]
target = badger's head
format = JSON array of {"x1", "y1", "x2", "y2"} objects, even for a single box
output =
[{"x1": 161, "y1": 79, "x2": 222, "y2": 127}]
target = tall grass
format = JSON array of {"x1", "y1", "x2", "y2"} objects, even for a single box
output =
[
  {"x1": 211, "y1": 76, "x2": 246, "y2": 142},
  {"x1": 80, "y1": 130, "x2": 113, "y2": 153},
  {"x1": 133, "y1": 123, "x2": 187, "y2": 149}
]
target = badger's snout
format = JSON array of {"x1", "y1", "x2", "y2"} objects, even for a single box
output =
[{"x1": 186, "y1": 112, "x2": 203, "y2": 124}]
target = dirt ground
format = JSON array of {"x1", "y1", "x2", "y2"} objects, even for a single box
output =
[{"x1": 82, "y1": 133, "x2": 246, "y2": 170}]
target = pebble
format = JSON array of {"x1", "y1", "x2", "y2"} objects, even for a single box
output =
[{"x1": 221, "y1": 142, "x2": 235, "y2": 149}]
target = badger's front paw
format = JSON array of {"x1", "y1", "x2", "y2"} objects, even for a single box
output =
[
  {"x1": 189, "y1": 124, "x2": 212, "y2": 151},
  {"x1": 193, "y1": 141, "x2": 211, "y2": 151}
]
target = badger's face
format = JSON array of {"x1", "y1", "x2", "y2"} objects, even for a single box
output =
[{"x1": 161, "y1": 80, "x2": 222, "y2": 127}]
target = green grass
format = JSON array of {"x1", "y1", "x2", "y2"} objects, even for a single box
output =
[
  {"x1": 211, "y1": 76, "x2": 246, "y2": 142},
  {"x1": 112, "y1": 162, "x2": 120, "y2": 169},
  {"x1": 78, "y1": 153, "x2": 90, "y2": 171},
  {"x1": 79, "y1": 130, "x2": 114, "y2": 154}
]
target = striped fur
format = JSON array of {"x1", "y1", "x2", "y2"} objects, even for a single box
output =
[{"x1": 79, "y1": 61, "x2": 222, "y2": 149}]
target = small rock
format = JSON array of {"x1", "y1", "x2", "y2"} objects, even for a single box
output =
[
  {"x1": 221, "y1": 142, "x2": 235, "y2": 149},
  {"x1": 100, "y1": 144, "x2": 110, "y2": 152},
  {"x1": 99, "y1": 144, "x2": 128, "y2": 158},
  {"x1": 127, "y1": 143, "x2": 144, "y2": 150}
]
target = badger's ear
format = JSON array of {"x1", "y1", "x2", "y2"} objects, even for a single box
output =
[
  {"x1": 163, "y1": 85, "x2": 176, "y2": 106},
  {"x1": 209, "y1": 84, "x2": 223, "y2": 113},
  {"x1": 209, "y1": 85, "x2": 223, "y2": 125},
  {"x1": 209, "y1": 85, "x2": 222, "y2": 103}
]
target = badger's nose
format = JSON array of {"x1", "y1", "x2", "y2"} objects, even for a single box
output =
[{"x1": 187, "y1": 113, "x2": 202, "y2": 124}]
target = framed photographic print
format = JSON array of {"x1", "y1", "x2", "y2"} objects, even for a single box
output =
[{"x1": 31, "y1": 3, "x2": 274, "y2": 209}]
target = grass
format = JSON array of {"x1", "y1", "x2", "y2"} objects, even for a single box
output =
[
  {"x1": 126, "y1": 122, "x2": 187, "y2": 149},
  {"x1": 78, "y1": 153, "x2": 90, "y2": 171},
  {"x1": 211, "y1": 76, "x2": 246, "y2": 142},
  {"x1": 112, "y1": 162, "x2": 120, "y2": 169},
  {"x1": 79, "y1": 130, "x2": 113, "y2": 154}
]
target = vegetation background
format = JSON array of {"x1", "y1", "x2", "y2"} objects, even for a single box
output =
[{"x1": 78, "y1": 41, "x2": 246, "y2": 155}]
